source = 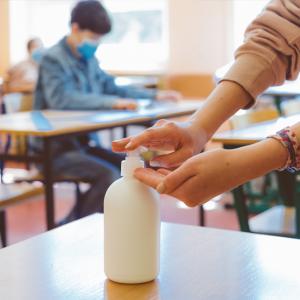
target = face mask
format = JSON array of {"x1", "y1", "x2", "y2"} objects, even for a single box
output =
[
  {"x1": 31, "y1": 48, "x2": 44, "y2": 63},
  {"x1": 77, "y1": 39, "x2": 99, "y2": 60}
]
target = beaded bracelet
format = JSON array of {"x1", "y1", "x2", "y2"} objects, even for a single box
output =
[{"x1": 268, "y1": 126, "x2": 300, "y2": 172}]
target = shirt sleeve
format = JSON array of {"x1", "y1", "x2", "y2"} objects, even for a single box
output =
[
  {"x1": 39, "y1": 55, "x2": 119, "y2": 110},
  {"x1": 221, "y1": 0, "x2": 300, "y2": 108},
  {"x1": 99, "y1": 69, "x2": 157, "y2": 100}
]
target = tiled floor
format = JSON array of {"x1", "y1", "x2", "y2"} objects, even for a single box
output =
[{"x1": 3, "y1": 181, "x2": 239, "y2": 246}]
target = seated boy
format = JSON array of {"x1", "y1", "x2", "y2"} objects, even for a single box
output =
[{"x1": 34, "y1": 0, "x2": 180, "y2": 223}]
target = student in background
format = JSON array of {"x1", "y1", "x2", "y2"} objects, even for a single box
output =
[
  {"x1": 33, "y1": 0, "x2": 180, "y2": 223},
  {"x1": 5, "y1": 38, "x2": 44, "y2": 94},
  {"x1": 112, "y1": 0, "x2": 300, "y2": 207}
]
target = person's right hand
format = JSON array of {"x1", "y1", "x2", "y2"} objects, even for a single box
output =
[
  {"x1": 112, "y1": 99, "x2": 138, "y2": 110},
  {"x1": 112, "y1": 119, "x2": 208, "y2": 168}
]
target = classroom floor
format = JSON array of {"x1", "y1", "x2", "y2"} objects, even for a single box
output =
[{"x1": 4, "y1": 179, "x2": 239, "y2": 246}]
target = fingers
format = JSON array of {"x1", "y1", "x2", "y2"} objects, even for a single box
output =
[
  {"x1": 125, "y1": 126, "x2": 175, "y2": 151},
  {"x1": 134, "y1": 168, "x2": 166, "y2": 189},
  {"x1": 156, "y1": 168, "x2": 172, "y2": 176},
  {"x1": 112, "y1": 99, "x2": 138, "y2": 110},
  {"x1": 111, "y1": 137, "x2": 131, "y2": 152},
  {"x1": 156, "y1": 162, "x2": 194, "y2": 194},
  {"x1": 151, "y1": 147, "x2": 193, "y2": 168}
]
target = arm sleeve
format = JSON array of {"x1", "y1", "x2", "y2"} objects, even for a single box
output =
[
  {"x1": 221, "y1": 0, "x2": 300, "y2": 108},
  {"x1": 40, "y1": 56, "x2": 119, "y2": 110},
  {"x1": 99, "y1": 69, "x2": 157, "y2": 100}
]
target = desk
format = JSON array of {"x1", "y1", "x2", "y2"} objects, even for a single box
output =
[
  {"x1": 213, "y1": 114, "x2": 300, "y2": 237},
  {"x1": 0, "y1": 101, "x2": 202, "y2": 230},
  {"x1": 0, "y1": 213, "x2": 300, "y2": 300}
]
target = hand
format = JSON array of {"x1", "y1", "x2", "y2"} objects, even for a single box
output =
[
  {"x1": 156, "y1": 90, "x2": 182, "y2": 102},
  {"x1": 134, "y1": 149, "x2": 238, "y2": 207},
  {"x1": 112, "y1": 119, "x2": 207, "y2": 168},
  {"x1": 112, "y1": 99, "x2": 138, "y2": 110},
  {"x1": 134, "y1": 139, "x2": 288, "y2": 207}
]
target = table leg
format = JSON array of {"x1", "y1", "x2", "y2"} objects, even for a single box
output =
[
  {"x1": 275, "y1": 171, "x2": 300, "y2": 238},
  {"x1": 274, "y1": 95, "x2": 283, "y2": 115},
  {"x1": 199, "y1": 205, "x2": 205, "y2": 226},
  {"x1": 43, "y1": 138, "x2": 55, "y2": 230},
  {"x1": 0, "y1": 210, "x2": 7, "y2": 247},
  {"x1": 122, "y1": 126, "x2": 128, "y2": 138},
  {"x1": 275, "y1": 171, "x2": 296, "y2": 207},
  {"x1": 232, "y1": 185, "x2": 250, "y2": 232}
]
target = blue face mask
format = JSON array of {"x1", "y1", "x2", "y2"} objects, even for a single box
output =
[
  {"x1": 77, "y1": 40, "x2": 99, "y2": 60},
  {"x1": 31, "y1": 48, "x2": 44, "y2": 63}
]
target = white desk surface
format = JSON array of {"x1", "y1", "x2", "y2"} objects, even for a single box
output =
[
  {"x1": 1, "y1": 214, "x2": 300, "y2": 300},
  {"x1": 213, "y1": 114, "x2": 300, "y2": 145},
  {"x1": 0, "y1": 100, "x2": 202, "y2": 137}
]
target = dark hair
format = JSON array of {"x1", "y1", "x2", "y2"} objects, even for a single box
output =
[
  {"x1": 71, "y1": 0, "x2": 112, "y2": 35},
  {"x1": 27, "y1": 38, "x2": 40, "y2": 51}
]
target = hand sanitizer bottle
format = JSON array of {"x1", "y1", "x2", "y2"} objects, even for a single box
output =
[{"x1": 104, "y1": 149, "x2": 160, "y2": 284}]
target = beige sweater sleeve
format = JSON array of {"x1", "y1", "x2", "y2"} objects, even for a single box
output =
[{"x1": 222, "y1": 0, "x2": 300, "y2": 108}]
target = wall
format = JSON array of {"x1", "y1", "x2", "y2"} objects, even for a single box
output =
[
  {"x1": 0, "y1": 0, "x2": 10, "y2": 77},
  {"x1": 167, "y1": 0, "x2": 234, "y2": 74}
]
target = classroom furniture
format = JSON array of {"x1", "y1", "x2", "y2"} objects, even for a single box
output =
[
  {"x1": 0, "y1": 182, "x2": 43, "y2": 247},
  {"x1": 0, "y1": 101, "x2": 203, "y2": 230},
  {"x1": 0, "y1": 92, "x2": 95, "y2": 226},
  {"x1": 1, "y1": 213, "x2": 300, "y2": 300},
  {"x1": 214, "y1": 62, "x2": 300, "y2": 114},
  {"x1": 213, "y1": 113, "x2": 300, "y2": 237},
  {"x1": 163, "y1": 74, "x2": 215, "y2": 98},
  {"x1": 229, "y1": 108, "x2": 281, "y2": 213}
]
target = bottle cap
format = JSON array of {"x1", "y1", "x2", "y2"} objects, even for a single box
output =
[{"x1": 121, "y1": 147, "x2": 144, "y2": 177}]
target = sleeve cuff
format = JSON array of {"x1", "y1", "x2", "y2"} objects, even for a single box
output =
[{"x1": 219, "y1": 54, "x2": 276, "y2": 109}]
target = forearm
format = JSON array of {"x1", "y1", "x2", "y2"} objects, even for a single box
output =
[
  {"x1": 231, "y1": 121, "x2": 300, "y2": 184},
  {"x1": 233, "y1": 138, "x2": 287, "y2": 185},
  {"x1": 189, "y1": 81, "x2": 252, "y2": 140},
  {"x1": 7, "y1": 82, "x2": 35, "y2": 93}
]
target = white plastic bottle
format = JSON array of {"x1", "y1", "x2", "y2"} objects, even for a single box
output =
[{"x1": 104, "y1": 150, "x2": 160, "y2": 284}]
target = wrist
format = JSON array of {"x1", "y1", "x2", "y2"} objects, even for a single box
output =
[
  {"x1": 189, "y1": 81, "x2": 252, "y2": 140},
  {"x1": 268, "y1": 126, "x2": 300, "y2": 172},
  {"x1": 231, "y1": 138, "x2": 288, "y2": 182},
  {"x1": 263, "y1": 138, "x2": 289, "y2": 171}
]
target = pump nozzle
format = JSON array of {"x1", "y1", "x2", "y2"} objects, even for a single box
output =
[{"x1": 121, "y1": 147, "x2": 145, "y2": 177}]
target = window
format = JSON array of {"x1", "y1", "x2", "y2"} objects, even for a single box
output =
[
  {"x1": 100, "y1": 0, "x2": 168, "y2": 73},
  {"x1": 9, "y1": 0, "x2": 167, "y2": 73}
]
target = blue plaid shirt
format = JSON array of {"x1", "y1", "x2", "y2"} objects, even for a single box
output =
[{"x1": 34, "y1": 37, "x2": 156, "y2": 110}]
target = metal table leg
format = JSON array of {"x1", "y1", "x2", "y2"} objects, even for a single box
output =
[
  {"x1": 275, "y1": 171, "x2": 300, "y2": 238},
  {"x1": 122, "y1": 126, "x2": 128, "y2": 138},
  {"x1": 274, "y1": 95, "x2": 283, "y2": 115},
  {"x1": 0, "y1": 210, "x2": 7, "y2": 247},
  {"x1": 43, "y1": 138, "x2": 55, "y2": 230},
  {"x1": 199, "y1": 205, "x2": 205, "y2": 226},
  {"x1": 232, "y1": 185, "x2": 250, "y2": 232}
]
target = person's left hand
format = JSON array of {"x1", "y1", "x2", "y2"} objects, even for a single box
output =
[
  {"x1": 134, "y1": 141, "x2": 282, "y2": 207},
  {"x1": 156, "y1": 90, "x2": 182, "y2": 102}
]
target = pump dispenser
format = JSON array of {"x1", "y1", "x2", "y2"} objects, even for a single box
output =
[{"x1": 104, "y1": 148, "x2": 160, "y2": 284}]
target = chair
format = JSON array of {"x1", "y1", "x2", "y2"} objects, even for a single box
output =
[
  {"x1": 0, "y1": 182, "x2": 43, "y2": 247},
  {"x1": 162, "y1": 74, "x2": 215, "y2": 99}
]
